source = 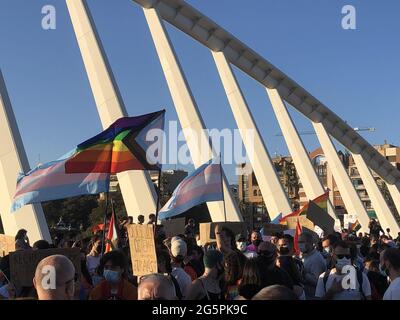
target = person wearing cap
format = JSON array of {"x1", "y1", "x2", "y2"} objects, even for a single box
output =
[
  {"x1": 186, "y1": 250, "x2": 224, "y2": 300},
  {"x1": 236, "y1": 234, "x2": 257, "y2": 259},
  {"x1": 255, "y1": 241, "x2": 294, "y2": 291},
  {"x1": 168, "y1": 236, "x2": 192, "y2": 299}
]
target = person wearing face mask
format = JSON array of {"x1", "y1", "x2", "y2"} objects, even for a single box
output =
[
  {"x1": 255, "y1": 241, "x2": 294, "y2": 290},
  {"x1": 89, "y1": 251, "x2": 137, "y2": 300},
  {"x1": 315, "y1": 241, "x2": 371, "y2": 300},
  {"x1": 247, "y1": 231, "x2": 261, "y2": 253},
  {"x1": 298, "y1": 232, "x2": 326, "y2": 300},
  {"x1": 185, "y1": 250, "x2": 225, "y2": 300},
  {"x1": 381, "y1": 248, "x2": 400, "y2": 300},
  {"x1": 363, "y1": 258, "x2": 389, "y2": 300},
  {"x1": 235, "y1": 234, "x2": 257, "y2": 259}
]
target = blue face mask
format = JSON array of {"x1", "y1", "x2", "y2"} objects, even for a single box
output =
[{"x1": 103, "y1": 269, "x2": 120, "y2": 283}]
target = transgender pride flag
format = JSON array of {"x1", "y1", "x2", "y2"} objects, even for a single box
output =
[
  {"x1": 11, "y1": 150, "x2": 109, "y2": 213},
  {"x1": 159, "y1": 159, "x2": 224, "y2": 220}
]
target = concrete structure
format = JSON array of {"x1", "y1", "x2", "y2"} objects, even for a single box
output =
[
  {"x1": 313, "y1": 123, "x2": 370, "y2": 231},
  {"x1": 142, "y1": 7, "x2": 242, "y2": 221},
  {"x1": 213, "y1": 51, "x2": 291, "y2": 220},
  {"x1": 266, "y1": 88, "x2": 335, "y2": 217},
  {"x1": 0, "y1": 70, "x2": 51, "y2": 241},
  {"x1": 352, "y1": 153, "x2": 400, "y2": 233},
  {"x1": 66, "y1": 0, "x2": 158, "y2": 221}
]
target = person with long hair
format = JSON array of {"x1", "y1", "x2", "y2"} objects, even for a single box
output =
[{"x1": 14, "y1": 229, "x2": 31, "y2": 251}]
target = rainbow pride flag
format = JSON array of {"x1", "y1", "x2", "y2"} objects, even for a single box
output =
[
  {"x1": 65, "y1": 110, "x2": 165, "y2": 174},
  {"x1": 280, "y1": 191, "x2": 329, "y2": 223},
  {"x1": 11, "y1": 111, "x2": 165, "y2": 212},
  {"x1": 349, "y1": 220, "x2": 361, "y2": 232}
]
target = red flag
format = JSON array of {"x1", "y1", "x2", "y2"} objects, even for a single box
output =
[
  {"x1": 105, "y1": 208, "x2": 118, "y2": 253},
  {"x1": 294, "y1": 219, "x2": 302, "y2": 256}
]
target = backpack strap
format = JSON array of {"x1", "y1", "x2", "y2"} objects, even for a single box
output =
[
  {"x1": 356, "y1": 268, "x2": 366, "y2": 300},
  {"x1": 169, "y1": 274, "x2": 183, "y2": 300},
  {"x1": 323, "y1": 269, "x2": 331, "y2": 293}
]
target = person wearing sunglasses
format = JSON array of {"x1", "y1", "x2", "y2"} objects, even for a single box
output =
[{"x1": 315, "y1": 241, "x2": 371, "y2": 300}]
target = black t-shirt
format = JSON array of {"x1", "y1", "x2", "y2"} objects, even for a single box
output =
[{"x1": 256, "y1": 256, "x2": 294, "y2": 289}]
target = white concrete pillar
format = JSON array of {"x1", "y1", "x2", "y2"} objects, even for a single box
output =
[
  {"x1": 66, "y1": 0, "x2": 158, "y2": 220},
  {"x1": 143, "y1": 7, "x2": 242, "y2": 222},
  {"x1": 266, "y1": 88, "x2": 335, "y2": 217},
  {"x1": 313, "y1": 122, "x2": 370, "y2": 232},
  {"x1": 212, "y1": 52, "x2": 291, "y2": 220},
  {"x1": 0, "y1": 70, "x2": 51, "y2": 242},
  {"x1": 387, "y1": 183, "x2": 400, "y2": 218},
  {"x1": 352, "y1": 153, "x2": 400, "y2": 233}
]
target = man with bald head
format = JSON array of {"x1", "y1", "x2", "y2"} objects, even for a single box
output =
[
  {"x1": 138, "y1": 273, "x2": 177, "y2": 300},
  {"x1": 33, "y1": 254, "x2": 76, "y2": 300}
]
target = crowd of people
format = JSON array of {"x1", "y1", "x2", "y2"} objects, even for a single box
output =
[{"x1": 1, "y1": 216, "x2": 400, "y2": 300}]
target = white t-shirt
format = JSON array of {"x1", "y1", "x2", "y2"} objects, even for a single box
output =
[
  {"x1": 315, "y1": 269, "x2": 371, "y2": 300},
  {"x1": 383, "y1": 277, "x2": 400, "y2": 300},
  {"x1": 171, "y1": 267, "x2": 192, "y2": 298}
]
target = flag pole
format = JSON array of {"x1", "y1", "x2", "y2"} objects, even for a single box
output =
[
  {"x1": 100, "y1": 191, "x2": 110, "y2": 256},
  {"x1": 154, "y1": 168, "x2": 162, "y2": 237},
  {"x1": 218, "y1": 155, "x2": 227, "y2": 222}
]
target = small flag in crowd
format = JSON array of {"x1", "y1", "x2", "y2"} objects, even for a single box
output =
[
  {"x1": 349, "y1": 219, "x2": 361, "y2": 232},
  {"x1": 11, "y1": 111, "x2": 165, "y2": 212},
  {"x1": 158, "y1": 159, "x2": 224, "y2": 220},
  {"x1": 105, "y1": 203, "x2": 118, "y2": 253},
  {"x1": 279, "y1": 191, "x2": 329, "y2": 223}
]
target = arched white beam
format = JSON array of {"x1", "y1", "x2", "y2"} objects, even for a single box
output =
[
  {"x1": 143, "y1": 7, "x2": 242, "y2": 222},
  {"x1": 66, "y1": 0, "x2": 158, "y2": 221},
  {"x1": 387, "y1": 183, "x2": 400, "y2": 218},
  {"x1": 266, "y1": 88, "x2": 336, "y2": 219},
  {"x1": 212, "y1": 51, "x2": 291, "y2": 220},
  {"x1": 131, "y1": 0, "x2": 400, "y2": 188},
  {"x1": 0, "y1": 70, "x2": 51, "y2": 242},
  {"x1": 313, "y1": 123, "x2": 370, "y2": 232},
  {"x1": 352, "y1": 153, "x2": 400, "y2": 234}
]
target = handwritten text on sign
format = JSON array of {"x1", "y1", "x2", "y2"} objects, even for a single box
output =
[{"x1": 127, "y1": 224, "x2": 157, "y2": 276}]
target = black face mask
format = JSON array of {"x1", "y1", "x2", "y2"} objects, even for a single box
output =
[
  {"x1": 278, "y1": 246, "x2": 290, "y2": 255},
  {"x1": 252, "y1": 240, "x2": 261, "y2": 247}
]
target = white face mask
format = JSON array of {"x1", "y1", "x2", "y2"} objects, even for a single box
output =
[
  {"x1": 323, "y1": 247, "x2": 331, "y2": 255},
  {"x1": 196, "y1": 240, "x2": 202, "y2": 247},
  {"x1": 335, "y1": 257, "x2": 351, "y2": 270},
  {"x1": 236, "y1": 242, "x2": 247, "y2": 252}
]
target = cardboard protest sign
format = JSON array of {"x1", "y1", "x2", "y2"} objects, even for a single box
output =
[
  {"x1": 9, "y1": 248, "x2": 81, "y2": 287},
  {"x1": 0, "y1": 234, "x2": 15, "y2": 257},
  {"x1": 262, "y1": 223, "x2": 287, "y2": 236},
  {"x1": 162, "y1": 217, "x2": 186, "y2": 238},
  {"x1": 285, "y1": 216, "x2": 314, "y2": 231},
  {"x1": 306, "y1": 200, "x2": 335, "y2": 234},
  {"x1": 127, "y1": 224, "x2": 157, "y2": 276},
  {"x1": 199, "y1": 222, "x2": 247, "y2": 245}
]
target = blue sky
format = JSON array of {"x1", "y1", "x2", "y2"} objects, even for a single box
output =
[{"x1": 0, "y1": 0, "x2": 399, "y2": 183}]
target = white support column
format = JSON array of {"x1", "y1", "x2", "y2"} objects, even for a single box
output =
[
  {"x1": 143, "y1": 8, "x2": 242, "y2": 222},
  {"x1": 0, "y1": 70, "x2": 51, "y2": 242},
  {"x1": 212, "y1": 52, "x2": 291, "y2": 219},
  {"x1": 352, "y1": 153, "x2": 400, "y2": 233},
  {"x1": 66, "y1": 0, "x2": 157, "y2": 221},
  {"x1": 387, "y1": 183, "x2": 400, "y2": 217},
  {"x1": 266, "y1": 88, "x2": 335, "y2": 217},
  {"x1": 313, "y1": 122, "x2": 370, "y2": 232}
]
